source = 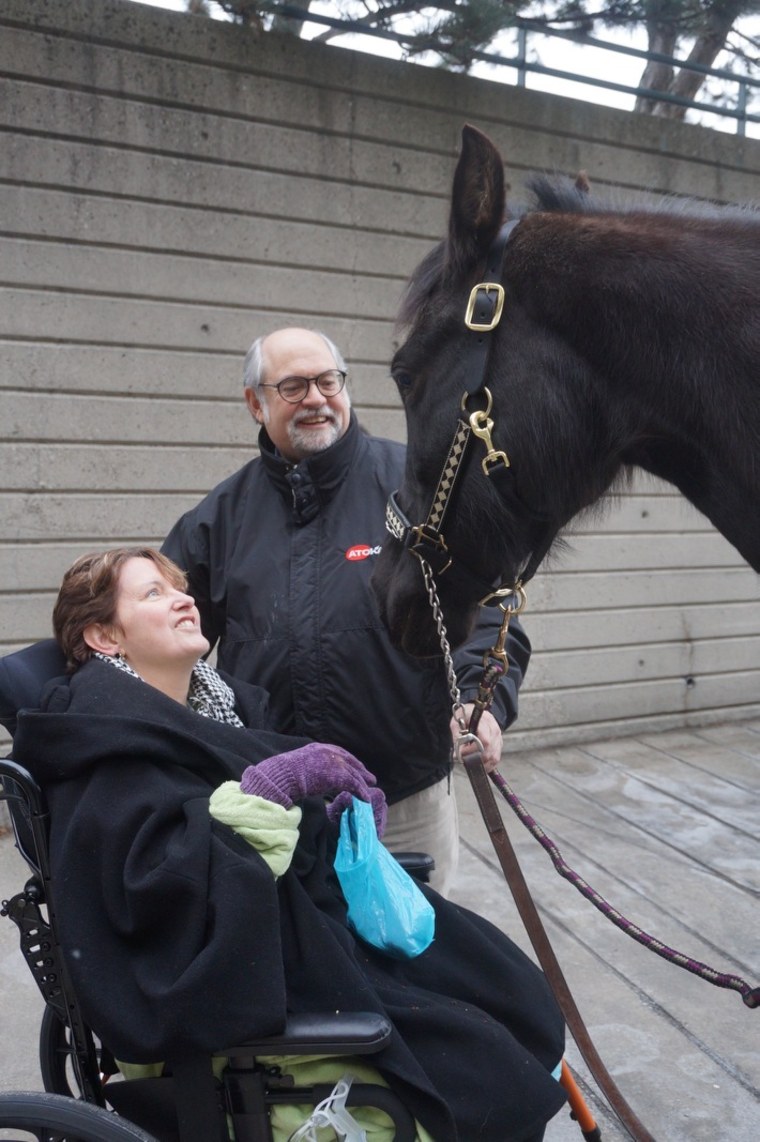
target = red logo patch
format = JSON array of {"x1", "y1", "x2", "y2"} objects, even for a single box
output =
[{"x1": 345, "y1": 544, "x2": 382, "y2": 561}]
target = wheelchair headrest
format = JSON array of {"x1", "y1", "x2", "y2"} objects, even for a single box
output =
[{"x1": 0, "y1": 639, "x2": 68, "y2": 738}]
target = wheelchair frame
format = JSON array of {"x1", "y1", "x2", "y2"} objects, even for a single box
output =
[{"x1": 1, "y1": 756, "x2": 418, "y2": 1142}]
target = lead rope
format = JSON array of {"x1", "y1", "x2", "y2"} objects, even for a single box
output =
[
  {"x1": 421, "y1": 559, "x2": 760, "y2": 1010},
  {"x1": 423, "y1": 556, "x2": 757, "y2": 1141}
]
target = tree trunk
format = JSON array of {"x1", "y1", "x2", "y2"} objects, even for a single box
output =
[
  {"x1": 635, "y1": 20, "x2": 678, "y2": 113},
  {"x1": 271, "y1": 0, "x2": 313, "y2": 35},
  {"x1": 636, "y1": 0, "x2": 747, "y2": 119}
]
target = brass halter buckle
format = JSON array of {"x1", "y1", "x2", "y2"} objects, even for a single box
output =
[
  {"x1": 408, "y1": 524, "x2": 452, "y2": 576},
  {"x1": 464, "y1": 282, "x2": 505, "y2": 331}
]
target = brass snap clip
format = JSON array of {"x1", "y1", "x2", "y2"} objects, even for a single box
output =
[
  {"x1": 479, "y1": 583, "x2": 528, "y2": 671},
  {"x1": 462, "y1": 388, "x2": 510, "y2": 475}
]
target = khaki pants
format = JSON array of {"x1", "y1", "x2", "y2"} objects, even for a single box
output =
[{"x1": 382, "y1": 775, "x2": 459, "y2": 898}]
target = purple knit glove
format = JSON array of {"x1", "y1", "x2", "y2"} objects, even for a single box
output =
[
  {"x1": 241, "y1": 743, "x2": 386, "y2": 834},
  {"x1": 326, "y1": 787, "x2": 387, "y2": 839}
]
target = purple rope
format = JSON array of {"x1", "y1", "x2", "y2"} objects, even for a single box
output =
[
  {"x1": 470, "y1": 661, "x2": 759, "y2": 1008},
  {"x1": 489, "y1": 768, "x2": 760, "y2": 1009}
]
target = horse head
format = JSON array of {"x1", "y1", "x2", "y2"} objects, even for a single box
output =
[
  {"x1": 373, "y1": 125, "x2": 606, "y2": 656},
  {"x1": 374, "y1": 122, "x2": 760, "y2": 658}
]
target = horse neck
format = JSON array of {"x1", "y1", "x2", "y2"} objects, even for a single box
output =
[
  {"x1": 508, "y1": 211, "x2": 760, "y2": 568},
  {"x1": 512, "y1": 211, "x2": 756, "y2": 377}
]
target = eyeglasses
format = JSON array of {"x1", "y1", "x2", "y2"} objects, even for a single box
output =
[{"x1": 257, "y1": 369, "x2": 347, "y2": 404}]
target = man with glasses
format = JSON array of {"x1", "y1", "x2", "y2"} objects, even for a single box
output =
[{"x1": 163, "y1": 327, "x2": 530, "y2": 895}]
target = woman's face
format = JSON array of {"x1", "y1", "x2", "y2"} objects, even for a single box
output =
[{"x1": 108, "y1": 557, "x2": 210, "y2": 675}]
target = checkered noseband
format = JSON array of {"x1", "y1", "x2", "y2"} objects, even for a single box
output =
[{"x1": 385, "y1": 417, "x2": 472, "y2": 577}]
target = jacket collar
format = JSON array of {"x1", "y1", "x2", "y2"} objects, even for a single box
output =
[
  {"x1": 17, "y1": 658, "x2": 264, "y2": 787},
  {"x1": 258, "y1": 413, "x2": 364, "y2": 523}
]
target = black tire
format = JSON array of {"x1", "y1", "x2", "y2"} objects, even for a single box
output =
[
  {"x1": 39, "y1": 1008, "x2": 104, "y2": 1100},
  {"x1": 0, "y1": 1090, "x2": 159, "y2": 1141}
]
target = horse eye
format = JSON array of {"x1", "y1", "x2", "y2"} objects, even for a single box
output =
[{"x1": 392, "y1": 369, "x2": 414, "y2": 394}]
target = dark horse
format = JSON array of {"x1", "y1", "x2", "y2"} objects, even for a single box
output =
[{"x1": 372, "y1": 124, "x2": 760, "y2": 657}]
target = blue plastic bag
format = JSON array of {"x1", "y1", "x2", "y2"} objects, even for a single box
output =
[{"x1": 334, "y1": 797, "x2": 435, "y2": 959}]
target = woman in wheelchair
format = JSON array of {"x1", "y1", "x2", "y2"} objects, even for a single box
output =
[{"x1": 12, "y1": 547, "x2": 567, "y2": 1142}]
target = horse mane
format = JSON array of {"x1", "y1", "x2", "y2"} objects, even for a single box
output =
[
  {"x1": 397, "y1": 242, "x2": 446, "y2": 329},
  {"x1": 523, "y1": 174, "x2": 596, "y2": 215},
  {"x1": 397, "y1": 172, "x2": 759, "y2": 331},
  {"x1": 526, "y1": 173, "x2": 760, "y2": 224}
]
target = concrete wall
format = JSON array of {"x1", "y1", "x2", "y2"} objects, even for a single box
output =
[{"x1": 2, "y1": 0, "x2": 760, "y2": 753}]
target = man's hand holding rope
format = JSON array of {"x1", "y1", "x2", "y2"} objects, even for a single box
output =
[{"x1": 449, "y1": 705, "x2": 503, "y2": 771}]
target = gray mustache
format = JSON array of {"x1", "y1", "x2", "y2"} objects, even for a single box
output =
[{"x1": 292, "y1": 408, "x2": 338, "y2": 425}]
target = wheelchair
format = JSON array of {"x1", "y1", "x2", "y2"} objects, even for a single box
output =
[
  {"x1": 0, "y1": 641, "x2": 425, "y2": 1141},
  {"x1": 0, "y1": 640, "x2": 600, "y2": 1141},
  {"x1": 1, "y1": 753, "x2": 429, "y2": 1141}
]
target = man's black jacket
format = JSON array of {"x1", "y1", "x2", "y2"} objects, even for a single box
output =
[{"x1": 163, "y1": 415, "x2": 531, "y2": 801}]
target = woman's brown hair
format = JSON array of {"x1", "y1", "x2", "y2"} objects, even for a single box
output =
[{"x1": 53, "y1": 547, "x2": 188, "y2": 671}]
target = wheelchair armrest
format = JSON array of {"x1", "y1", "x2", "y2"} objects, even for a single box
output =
[
  {"x1": 394, "y1": 850, "x2": 436, "y2": 882},
  {"x1": 219, "y1": 1011, "x2": 393, "y2": 1058}
]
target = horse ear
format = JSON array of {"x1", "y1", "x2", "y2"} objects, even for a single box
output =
[{"x1": 447, "y1": 124, "x2": 506, "y2": 272}]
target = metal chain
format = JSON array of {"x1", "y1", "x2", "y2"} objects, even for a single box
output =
[{"x1": 419, "y1": 557, "x2": 467, "y2": 731}]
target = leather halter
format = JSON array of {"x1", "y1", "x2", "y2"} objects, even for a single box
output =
[{"x1": 385, "y1": 218, "x2": 552, "y2": 603}]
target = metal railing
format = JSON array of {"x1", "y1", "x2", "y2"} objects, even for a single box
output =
[
  {"x1": 511, "y1": 18, "x2": 757, "y2": 136},
  {"x1": 276, "y1": 5, "x2": 759, "y2": 137}
]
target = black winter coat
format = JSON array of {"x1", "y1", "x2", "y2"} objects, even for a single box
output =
[
  {"x1": 14, "y1": 661, "x2": 565, "y2": 1142},
  {"x1": 162, "y1": 416, "x2": 531, "y2": 801}
]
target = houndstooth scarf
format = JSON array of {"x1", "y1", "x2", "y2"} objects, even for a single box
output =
[{"x1": 94, "y1": 652, "x2": 245, "y2": 728}]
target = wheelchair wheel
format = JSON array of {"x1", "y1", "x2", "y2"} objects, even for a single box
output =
[
  {"x1": 0, "y1": 1089, "x2": 159, "y2": 1141},
  {"x1": 38, "y1": 1008, "x2": 101, "y2": 1100}
]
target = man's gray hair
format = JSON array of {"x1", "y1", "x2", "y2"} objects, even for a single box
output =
[{"x1": 243, "y1": 331, "x2": 347, "y2": 390}]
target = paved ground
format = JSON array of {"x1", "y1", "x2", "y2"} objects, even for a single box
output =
[
  {"x1": 449, "y1": 722, "x2": 760, "y2": 1141},
  {"x1": 1, "y1": 720, "x2": 759, "y2": 1139}
]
